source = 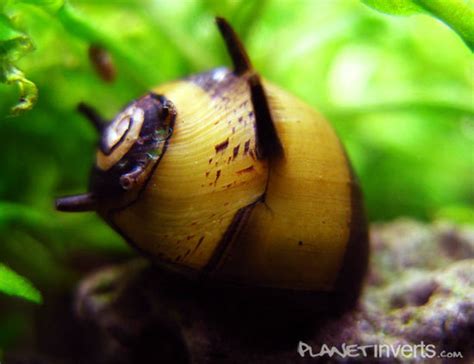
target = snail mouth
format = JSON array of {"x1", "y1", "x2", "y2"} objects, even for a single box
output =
[{"x1": 56, "y1": 93, "x2": 176, "y2": 212}]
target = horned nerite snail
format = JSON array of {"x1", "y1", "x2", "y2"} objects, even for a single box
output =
[{"x1": 56, "y1": 18, "x2": 368, "y2": 307}]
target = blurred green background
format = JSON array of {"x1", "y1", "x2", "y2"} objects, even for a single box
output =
[{"x1": 0, "y1": 0, "x2": 473, "y2": 356}]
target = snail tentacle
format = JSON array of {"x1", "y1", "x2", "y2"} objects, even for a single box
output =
[
  {"x1": 77, "y1": 102, "x2": 107, "y2": 133},
  {"x1": 55, "y1": 193, "x2": 97, "y2": 212}
]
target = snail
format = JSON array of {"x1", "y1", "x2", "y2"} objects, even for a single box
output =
[
  {"x1": 56, "y1": 18, "x2": 368, "y2": 308},
  {"x1": 88, "y1": 44, "x2": 116, "y2": 83}
]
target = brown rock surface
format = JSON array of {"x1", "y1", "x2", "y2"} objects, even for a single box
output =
[
  {"x1": 71, "y1": 219, "x2": 473, "y2": 363},
  {"x1": 5, "y1": 220, "x2": 473, "y2": 364}
]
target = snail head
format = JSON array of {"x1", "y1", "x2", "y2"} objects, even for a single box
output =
[{"x1": 56, "y1": 93, "x2": 176, "y2": 212}]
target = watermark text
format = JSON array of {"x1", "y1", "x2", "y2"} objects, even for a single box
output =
[{"x1": 297, "y1": 341, "x2": 463, "y2": 360}]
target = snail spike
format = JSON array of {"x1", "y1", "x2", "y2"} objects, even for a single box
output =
[
  {"x1": 215, "y1": 17, "x2": 283, "y2": 160},
  {"x1": 248, "y1": 74, "x2": 283, "y2": 158},
  {"x1": 248, "y1": 74, "x2": 284, "y2": 159},
  {"x1": 215, "y1": 17, "x2": 252, "y2": 75},
  {"x1": 55, "y1": 193, "x2": 97, "y2": 212}
]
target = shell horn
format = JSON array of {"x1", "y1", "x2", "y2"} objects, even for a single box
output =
[{"x1": 215, "y1": 17, "x2": 283, "y2": 159}]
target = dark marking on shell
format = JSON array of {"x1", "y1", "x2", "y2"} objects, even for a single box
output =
[
  {"x1": 244, "y1": 140, "x2": 251, "y2": 155},
  {"x1": 298, "y1": 241, "x2": 303, "y2": 246},
  {"x1": 233, "y1": 145, "x2": 240, "y2": 159},
  {"x1": 186, "y1": 235, "x2": 195, "y2": 240},
  {"x1": 215, "y1": 138, "x2": 229, "y2": 153},
  {"x1": 215, "y1": 170, "x2": 221, "y2": 184},
  {"x1": 205, "y1": 171, "x2": 210, "y2": 177},
  {"x1": 209, "y1": 158, "x2": 213, "y2": 164},
  {"x1": 203, "y1": 197, "x2": 262, "y2": 273},
  {"x1": 236, "y1": 166, "x2": 255, "y2": 175},
  {"x1": 194, "y1": 236, "x2": 205, "y2": 253}
]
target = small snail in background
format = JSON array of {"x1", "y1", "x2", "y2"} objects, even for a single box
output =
[
  {"x1": 88, "y1": 44, "x2": 116, "y2": 83},
  {"x1": 57, "y1": 18, "x2": 368, "y2": 309}
]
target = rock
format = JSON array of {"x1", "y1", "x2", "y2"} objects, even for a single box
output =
[{"x1": 11, "y1": 220, "x2": 474, "y2": 364}]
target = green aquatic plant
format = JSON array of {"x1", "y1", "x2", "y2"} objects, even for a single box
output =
[{"x1": 0, "y1": 0, "x2": 472, "y2": 351}]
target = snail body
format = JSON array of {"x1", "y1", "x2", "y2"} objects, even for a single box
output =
[{"x1": 57, "y1": 18, "x2": 368, "y2": 303}]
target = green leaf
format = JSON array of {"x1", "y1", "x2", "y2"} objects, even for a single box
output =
[
  {"x1": 0, "y1": 63, "x2": 38, "y2": 115},
  {"x1": 15, "y1": 0, "x2": 65, "y2": 13},
  {"x1": 0, "y1": 202, "x2": 53, "y2": 231},
  {"x1": 362, "y1": 0, "x2": 474, "y2": 50},
  {"x1": 363, "y1": 0, "x2": 422, "y2": 15},
  {"x1": 0, "y1": 263, "x2": 42, "y2": 303},
  {"x1": 0, "y1": 14, "x2": 33, "y2": 61},
  {"x1": 0, "y1": 13, "x2": 37, "y2": 114},
  {"x1": 435, "y1": 205, "x2": 474, "y2": 225}
]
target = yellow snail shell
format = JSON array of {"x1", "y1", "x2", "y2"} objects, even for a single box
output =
[{"x1": 56, "y1": 17, "x2": 368, "y2": 304}]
